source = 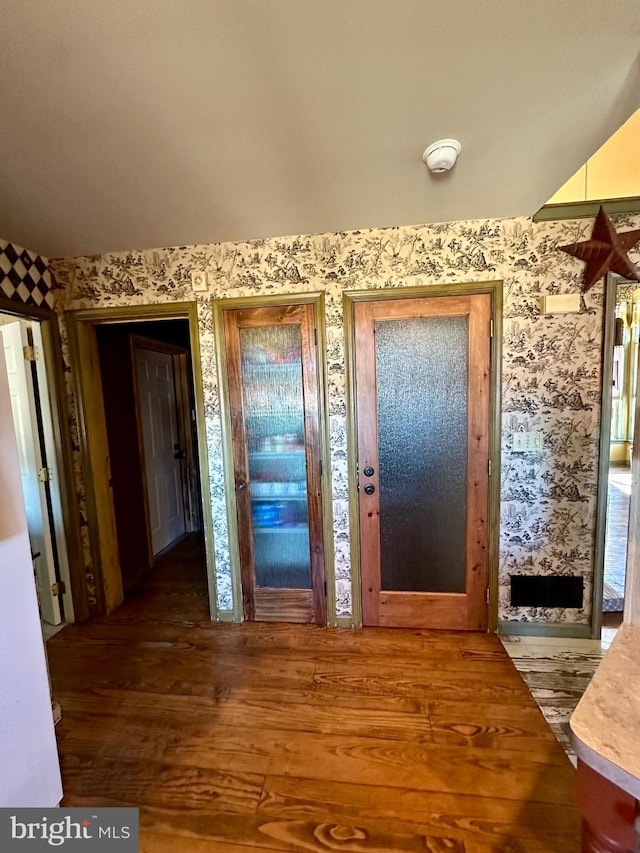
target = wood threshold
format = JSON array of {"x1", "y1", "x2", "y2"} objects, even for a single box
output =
[{"x1": 254, "y1": 588, "x2": 314, "y2": 623}]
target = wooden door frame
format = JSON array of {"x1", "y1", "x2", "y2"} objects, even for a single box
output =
[
  {"x1": 213, "y1": 292, "x2": 336, "y2": 625},
  {"x1": 65, "y1": 303, "x2": 218, "y2": 618},
  {"x1": 591, "y1": 273, "x2": 618, "y2": 638},
  {"x1": 592, "y1": 272, "x2": 640, "y2": 635},
  {"x1": 344, "y1": 282, "x2": 503, "y2": 631},
  {"x1": 130, "y1": 335, "x2": 191, "y2": 562},
  {"x1": 0, "y1": 296, "x2": 87, "y2": 621}
]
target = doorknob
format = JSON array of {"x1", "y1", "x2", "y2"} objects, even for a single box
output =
[{"x1": 364, "y1": 483, "x2": 375, "y2": 495}]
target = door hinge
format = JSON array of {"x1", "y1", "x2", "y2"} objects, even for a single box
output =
[
  {"x1": 38, "y1": 467, "x2": 53, "y2": 482},
  {"x1": 23, "y1": 345, "x2": 38, "y2": 362},
  {"x1": 488, "y1": 459, "x2": 492, "y2": 477},
  {"x1": 489, "y1": 319, "x2": 494, "y2": 339},
  {"x1": 319, "y1": 458, "x2": 323, "y2": 476},
  {"x1": 314, "y1": 328, "x2": 318, "y2": 346},
  {"x1": 324, "y1": 581, "x2": 327, "y2": 598},
  {"x1": 51, "y1": 581, "x2": 66, "y2": 596},
  {"x1": 486, "y1": 588, "x2": 490, "y2": 604}
]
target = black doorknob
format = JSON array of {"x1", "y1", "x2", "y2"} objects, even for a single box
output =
[
  {"x1": 364, "y1": 483, "x2": 375, "y2": 495},
  {"x1": 363, "y1": 466, "x2": 375, "y2": 477}
]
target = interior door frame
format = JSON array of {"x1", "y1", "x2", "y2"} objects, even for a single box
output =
[
  {"x1": 592, "y1": 272, "x2": 637, "y2": 637},
  {"x1": 65, "y1": 303, "x2": 218, "y2": 618},
  {"x1": 3, "y1": 319, "x2": 63, "y2": 625},
  {"x1": 0, "y1": 296, "x2": 87, "y2": 621},
  {"x1": 344, "y1": 282, "x2": 503, "y2": 631},
  {"x1": 213, "y1": 292, "x2": 336, "y2": 625}
]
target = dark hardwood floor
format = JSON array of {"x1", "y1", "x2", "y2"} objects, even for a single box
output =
[{"x1": 47, "y1": 534, "x2": 580, "y2": 852}]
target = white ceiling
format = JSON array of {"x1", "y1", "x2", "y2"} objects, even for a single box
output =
[{"x1": 1, "y1": 1, "x2": 640, "y2": 259}]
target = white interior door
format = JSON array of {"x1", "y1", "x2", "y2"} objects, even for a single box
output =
[
  {"x1": 0, "y1": 320, "x2": 61, "y2": 625},
  {"x1": 30, "y1": 322, "x2": 73, "y2": 622},
  {"x1": 135, "y1": 346, "x2": 186, "y2": 555}
]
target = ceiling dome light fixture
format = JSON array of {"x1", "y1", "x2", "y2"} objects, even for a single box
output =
[{"x1": 423, "y1": 139, "x2": 461, "y2": 173}]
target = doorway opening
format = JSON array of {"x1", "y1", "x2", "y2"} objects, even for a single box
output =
[
  {"x1": 66, "y1": 304, "x2": 216, "y2": 618},
  {"x1": 595, "y1": 274, "x2": 637, "y2": 630},
  {"x1": 95, "y1": 320, "x2": 203, "y2": 597},
  {"x1": 0, "y1": 312, "x2": 75, "y2": 637}
]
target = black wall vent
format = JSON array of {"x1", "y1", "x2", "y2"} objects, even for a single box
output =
[{"x1": 510, "y1": 575, "x2": 584, "y2": 608}]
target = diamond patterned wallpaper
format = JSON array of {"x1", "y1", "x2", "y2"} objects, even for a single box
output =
[{"x1": 0, "y1": 239, "x2": 55, "y2": 309}]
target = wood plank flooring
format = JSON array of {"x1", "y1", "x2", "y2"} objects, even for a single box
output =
[
  {"x1": 502, "y1": 630, "x2": 617, "y2": 761},
  {"x1": 47, "y1": 535, "x2": 580, "y2": 852}
]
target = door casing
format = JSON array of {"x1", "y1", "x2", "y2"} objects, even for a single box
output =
[
  {"x1": 213, "y1": 292, "x2": 336, "y2": 625},
  {"x1": 0, "y1": 296, "x2": 86, "y2": 621},
  {"x1": 344, "y1": 282, "x2": 503, "y2": 631},
  {"x1": 593, "y1": 273, "x2": 640, "y2": 632},
  {"x1": 591, "y1": 273, "x2": 640, "y2": 637},
  {"x1": 2, "y1": 319, "x2": 63, "y2": 624},
  {"x1": 65, "y1": 303, "x2": 217, "y2": 618}
]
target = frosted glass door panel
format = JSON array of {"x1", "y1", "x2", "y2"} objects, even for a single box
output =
[
  {"x1": 239, "y1": 325, "x2": 311, "y2": 589},
  {"x1": 375, "y1": 316, "x2": 468, "y2": 593}
]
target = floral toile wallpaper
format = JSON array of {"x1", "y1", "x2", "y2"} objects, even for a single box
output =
[{"x1": 50, "y1": 213, "x2": 640, "y2": 627}]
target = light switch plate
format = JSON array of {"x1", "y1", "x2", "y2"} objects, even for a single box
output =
[
  {"x1": 513, "y1": 431, "x2": 544, "y2": 452},
  {"x1": 542, "y1": 293, "x2": 581, "y2": 314},
  {"x1": 191, "y1": 271, "x2": 208, "y2": 292}
]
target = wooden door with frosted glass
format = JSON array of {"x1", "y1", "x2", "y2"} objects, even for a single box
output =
[
  {"x1": 223, "y1": 303, "x2": 326, "y2": 624},
  {"x1": 355, "y1": 293, "x2": 491, "y2": 630}
]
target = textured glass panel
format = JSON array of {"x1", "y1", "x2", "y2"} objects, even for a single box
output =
[
  {"x1": 239, "y1": 325, "x2": 311, "y2": 589},
  {"x1": 375, "y1": 316, "x2": 468, "y2": 592}
]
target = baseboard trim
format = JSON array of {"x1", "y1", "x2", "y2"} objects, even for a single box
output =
[
  {"x1": 216, "y1": 610, "x2": 237, "y2": 622},
  {"x1": 336, "y1": 615, "x2": 355, "y2": 629},
  {"x1": 498, "y1": 620, "x2": 592, "y2": 639}
]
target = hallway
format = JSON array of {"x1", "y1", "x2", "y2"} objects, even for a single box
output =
[{"x1": 47, "y1": 536, "x2": 580, "y2": 852}]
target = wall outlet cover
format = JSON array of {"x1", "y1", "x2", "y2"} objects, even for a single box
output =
[{"x1": 513, "y1": 431, "x2": 544, "y2": 452}]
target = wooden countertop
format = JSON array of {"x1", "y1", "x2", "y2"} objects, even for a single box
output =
[{"x1": 570, "y1": 622, "x2": 640, "y2": 799}]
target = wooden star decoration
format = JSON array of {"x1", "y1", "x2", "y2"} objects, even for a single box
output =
[{"x1": 559, "y1": 205, "x2": 640, "y2": 291}]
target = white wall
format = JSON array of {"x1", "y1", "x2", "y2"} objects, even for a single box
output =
[{"x1": 0, "y1": 344, "x2": 62, "y2": 806}]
